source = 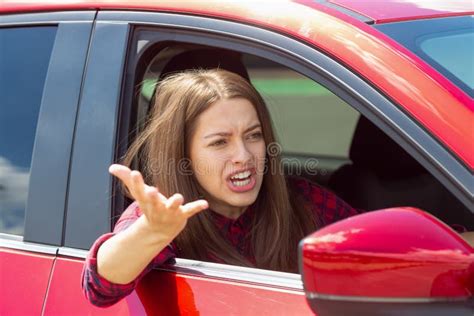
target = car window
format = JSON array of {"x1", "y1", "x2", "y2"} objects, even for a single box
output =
[
  {"x1": 140, "y1": 53, "x2": 359, "y2": 160},
  {"x1": 375, "y1": 15, "x2": 474, "y2": 97},
  {"x1": 0, "y1": 26, "x2": 57, "y2": 235},
  {"x1": 244, "y1": 55, "x2": 359, "y2": 160},
  {"x1": 136, "y1": 49, "x2": 358, "y2": 187},
  {"x1": 119, "y1": 34, "x2": 471, "y2": 266}
]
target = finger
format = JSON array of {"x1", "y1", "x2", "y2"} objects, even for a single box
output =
[
  {"x1": 144, "y1": 185, "x2": 165, "y2": 213},
  {"x1": 127, "y1": 169, "x2": 167, "y2": 203},
  {"x1": 156, "y1": 191, "x2": 168, "y2": 203},
  {"x1": 109, "y1": 164, "x2": 168, "y2": 206},
  {"x1": 130, "y1": 170, "x2": 148, "y2": 202},
  {"x1": 109, "y1": 164, "x2": 143, "y2": 201},
  {"x1": 181, "y1": 199, "x2": 209, "y2": 217},
  {"x1": 109, "y1": 164, "x2": 133, "y2": 187},
  {"x1": 166, "y1": 193, "x2": 184, "y2": 210}
]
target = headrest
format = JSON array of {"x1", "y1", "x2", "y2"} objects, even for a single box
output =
[
  {"x1": 159, "y1": 48, "x2": 250, "y2": 81},
  {"x1": 349, "y1": 116, "x2": 425, "y2": 178}
]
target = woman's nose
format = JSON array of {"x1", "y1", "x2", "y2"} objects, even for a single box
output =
[{"x1": 231, "y1": 141, "x2": 252, "y2": 164}]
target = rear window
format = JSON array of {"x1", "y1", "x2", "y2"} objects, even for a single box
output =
[
  {"x1": 375, "y1": 15, "x2": 474, "y2": 97},
  {"x1": 0, "y1": 26, "x2": 57, "y2": 235}
]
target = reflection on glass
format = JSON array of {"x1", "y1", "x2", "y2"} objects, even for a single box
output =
[
  {"x1": 0, "y1": 157, "x2": 29, "y2": 235},
  {"x1": 375, "y1": 15, "x2": 474, "y2": 97},
  {"x1": 420, "y1": 32, "x2": 474, "y2": 90}
]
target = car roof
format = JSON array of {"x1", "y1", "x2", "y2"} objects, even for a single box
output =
[{"x1": 1, "y1": 0, "x2": 473, "y2": 23}]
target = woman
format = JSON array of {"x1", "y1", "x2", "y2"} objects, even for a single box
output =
[{"x1": 81, "y1": 69, "x2": 472, "y2": 307}]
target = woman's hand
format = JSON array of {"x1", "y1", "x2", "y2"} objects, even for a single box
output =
[
  {"x1": 94, "y1": 164, "x2": 207, "y2": 285},
  {"x1": 109, "y1": 164, "x2": 208, "y2": 242}
]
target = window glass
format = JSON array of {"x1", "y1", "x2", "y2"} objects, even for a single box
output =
[
  {"x1": 243, "y1": 55, "x2": 359, "y2": 159},
  {"x1": 0, "y1": 26, "x2": 57, "y2": 235},
  {"x1": 420, "y1": 31, "x2": 474, "y2": 90},
  {"x1": 137, "y1": 48, "x2": 359, "y2": 186},
  {"x1": 375, "y1": 15, "x2": 474, "y2": 97}
]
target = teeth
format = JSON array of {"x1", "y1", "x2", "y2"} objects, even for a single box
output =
[
  {"x1": 231, "y1": 170, "x2": 251, "y2": 180},
  {"x1": 232, "y1": 178, "x2": 251, "y2": 187}
]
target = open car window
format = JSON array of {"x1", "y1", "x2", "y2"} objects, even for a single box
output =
[
  {"x1": 117, "y1": 40, "x2": 473, "y2": 254},
  {"x1": 103, "y1": 14, "x2": 472, "y2": 270}
]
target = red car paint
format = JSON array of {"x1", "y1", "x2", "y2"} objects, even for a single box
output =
[
  {"x1": 1, "y1": 249, "x2": 54, "y2": 315},
  {"x1": 42, "y1": 257, "x2": 147, "y2": 315},
  {"x1": 301, "y1": 208, "x2": 474, "y2": 298},
  {"x1": 137, "y1": 269, "x2": 311, "y2": 315},
  {"x1": 37, "y1": 256, "x2": 314, "y2": 315}
]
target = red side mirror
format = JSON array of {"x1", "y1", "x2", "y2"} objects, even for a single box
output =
[{"x1": 299, "y1": 208, "x2": 474, "y2": 316}]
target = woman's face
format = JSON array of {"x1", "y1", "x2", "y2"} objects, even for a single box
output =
[{"x1": 189, "y1": 97, "x2": 266, "y2": 219}]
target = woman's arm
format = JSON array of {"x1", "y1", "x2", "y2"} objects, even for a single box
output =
[
  {"x1": 81, "y1": 201, "x2": 176, "y2": 307},
  {"x1": 96, "y1": 213, "x2": 174, "y2": 284},
  {"x1": 96, "y1": 164, "x2": 208, "y2": 284},
  {"x1": 97, "y1": 165, "x2": 208, "y2": 284}
]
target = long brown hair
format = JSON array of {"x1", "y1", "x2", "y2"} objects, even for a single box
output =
[{"x1": 123, "y1": 69, "x2": 318, "y2": 272}]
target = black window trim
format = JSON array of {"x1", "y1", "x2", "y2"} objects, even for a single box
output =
[
  {"x1": 64, "y1": 20, "x2": 131, "y2": 250},
  {"x1": 0, "y1": 11, "x2": 97, "y2": 25}
]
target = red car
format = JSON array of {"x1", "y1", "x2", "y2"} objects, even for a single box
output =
[{"x1": 1, "y1": 1, "x2": 473, "y2": 315}]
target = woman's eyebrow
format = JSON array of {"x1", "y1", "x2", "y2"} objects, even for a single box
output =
[
  {"x1": 204, "y1": 123, "x2": 261, "y2": 139},
  {"x1": 245, "y1": 123, "x2": 262, "y2": 133},
  {"x1": 204, "y1": 132, "x2": 231, "y2": 139}
]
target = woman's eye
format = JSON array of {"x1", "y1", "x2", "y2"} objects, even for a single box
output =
[
  {"x1": 249, "y1": 131, "x2": 263, "y2": 140},
  {"x1": 210, "y1": 139, "x2": 226, "y2": 147}
]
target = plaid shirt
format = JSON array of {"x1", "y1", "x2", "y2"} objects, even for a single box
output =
[{"x1": 82, "y1": 177, "x2": 360, "y2": 307}]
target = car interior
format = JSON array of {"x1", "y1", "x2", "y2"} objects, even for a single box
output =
[
  {"x1": 120, "y1": 42, "x2": 473, "y2": 236},
  {"x1": 329, "y1": 115, "x2": 472, "y2": 228}
]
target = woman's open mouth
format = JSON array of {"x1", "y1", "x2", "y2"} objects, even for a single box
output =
[{"x1": 226, "y1": 169, "x2": 256, "y2": 193}]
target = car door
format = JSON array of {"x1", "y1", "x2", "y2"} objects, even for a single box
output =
[
  {"x1": 46, "y1": 11, "x2": 321, "y2": 315},
  {"x1": 0, "y1": 11, "x2": 94, "y2": 315},
  {"x1": 46, "y1": 7, "x2": 473, "y2": 315}
]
